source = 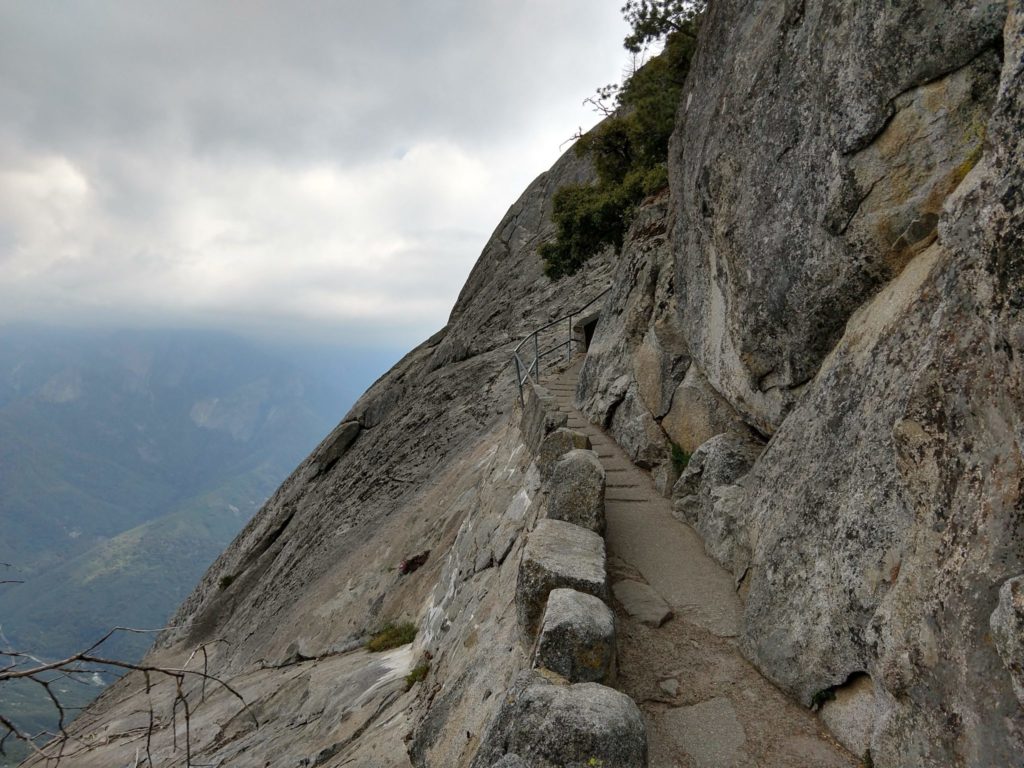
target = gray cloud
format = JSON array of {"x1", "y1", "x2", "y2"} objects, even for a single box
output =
[{"x1": 0, "y1": 2, "x2": 628, "y2": 346}]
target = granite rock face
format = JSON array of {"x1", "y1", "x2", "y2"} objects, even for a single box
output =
[
  {"x1": 670, "y1": 0, "x2": 1006, "y2": 435},
  {"x1": 571, "y1": 0, "x2": 1022, "y2": 763},
  {"x1": 661, "y1": 364, "x2": 744, "y2": 455},
  {"x1": 666, "y1": 1, "x2": 1023, "y2": 764},
  {"x1": 576, "y1": 196, "x2": 684, "y2": 477},
  {"x1": 308, "y1": 419, "x2": 361, "y2": 476}
]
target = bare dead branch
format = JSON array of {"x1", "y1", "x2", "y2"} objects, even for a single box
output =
[{"x1": 0, "y1": 628, "x2": 256, "y2": 767}]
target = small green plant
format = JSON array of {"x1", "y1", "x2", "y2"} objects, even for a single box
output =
[
  {"x1": 404, "y1": 661, "x2": 430, "y2": 690},
  {"x1": 811, "y1": 687, "x2": 836, "y2": 710},
  {"x1": 587, "y1": 759, "x2": 605, "y2": 767},
  {"x1": 218, "y1": 574, "x2": 235, "y2": 590},
  {"x1": 365, "y1": 622, "x2": 417, "y2": 652},
  {"x1": 670, "y1": 442, "x2": 691, "y2": 473},
  {"x1": 860, "y1": 749, "x2": 874, "y2": 768}
]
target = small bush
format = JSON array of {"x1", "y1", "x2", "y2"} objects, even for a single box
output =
[
  {"x1": 218, "y1": 574, "x2": 235, "y2": 590},
  {"x1": 542, "y1": 4, "x2": 703, "y2": 279},
  {"x1": 670, "y1": 443, "x2": 691, "y2": 473},
  {"x1": 405, "y1": 661, "x2": 430, "y2": 690},
  {"x1": 365, "y1": 622, "x2": 417, "y2": 652},
  {"x1": 810, "y1": 687, "x2": 836, "y2": 710}
]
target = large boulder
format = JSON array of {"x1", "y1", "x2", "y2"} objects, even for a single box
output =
[
  {"x1": 537, "y1": 428, "x2": 592, "y2": 481},
  {"x1": 472, "y1": 671, "x2": 646, "y2": 768},
  {"x1": 672, "y1": 432, "x2": 764, "y2": 526},
  {"x1": 672, "y1": 432, "x2": 764, "y2": 572},
  {"x1": 608, "y1": 382, "x2": 668, "y2": 469},
  {"x1": 516, "y1": 519, "x2": 608, "y2": 639},
  {"x1": 661, "y1": 364, "x2": 744, "y2": 455},
  {"x1": 533, "y1": 588, "x2": 615, "y2": 684},
  {"x1": 545, "y1": 449, "x2": 606, "y2": 534}
]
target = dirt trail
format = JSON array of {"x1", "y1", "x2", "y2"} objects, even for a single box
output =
[{"x1": 548, "y1": 360, "x2": 857, "y2": 768}]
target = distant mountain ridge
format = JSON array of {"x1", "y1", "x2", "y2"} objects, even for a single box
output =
[{"x1": 0, "y1": 328, "x2": 396, "y2": 757}]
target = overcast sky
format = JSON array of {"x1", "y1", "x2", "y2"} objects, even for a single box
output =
[{"x1": 0, "y1": 2, "x2": 629, "y2": 349}]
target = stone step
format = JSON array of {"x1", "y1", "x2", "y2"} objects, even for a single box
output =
[
  {"x1": 605, "y1": 492, "x2": 651, "y2": 503},
  {"x1": 600, "y1": 463, "x2": 637, "y2": 474},
  {"x1": 604, "y1": 499, "x2": 656, "y2": 512}
]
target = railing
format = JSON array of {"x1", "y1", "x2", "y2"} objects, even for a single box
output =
[{"x1": 512, "y1": 287, "x2": 611, "y2": 403}]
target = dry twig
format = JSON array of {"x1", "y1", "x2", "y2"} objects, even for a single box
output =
[{"x1": 0, "y1": 626, "x2": 257, "y2": 767}]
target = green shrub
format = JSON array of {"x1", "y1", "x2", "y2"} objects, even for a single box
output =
[
  {"x1": 670, "y1": 442, "x2": 691, "y2": 473},
  {"x1": 542, "y1": 3, "x2": 704, "y2": 279},
  {"x1": 811, "y1": 687, "x2": 836, "y2": 709},
  {"x1": 365, "y1": 622, "x2": 417, "y2": 652},
  {"x1": 405, "y1": 660, "x2": 430, "y2": 690},
  {"x1": 218, "y1": 574, "x2": 236, "y2": 590}
]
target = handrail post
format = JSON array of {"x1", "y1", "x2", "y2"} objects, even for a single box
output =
[
  {"x1": 567, "y1": 314, "x2": 573, "y2": 361},
  {"x1": 514, "y1": 354, "x2": 524, "y2": 405}
]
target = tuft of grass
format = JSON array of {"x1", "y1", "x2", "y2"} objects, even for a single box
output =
[
  {"x1": 860, "y1": 749, "x2": 874, "y2": 768},
  {"x1": 405, "y1": 661, "x2": 430, "y2": 691},
  {"x1": 670, "y1": 443, "x2": 691, "y2": 473},
  {"x1": 218, "y1": 574, "x2": 236, "y2": 590},
  {"x1": 365, "y1": 622, "x2": 417, "y2": 652}
]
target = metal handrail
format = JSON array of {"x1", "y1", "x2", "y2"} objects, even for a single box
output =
[{"x1": 512, "y1": 286, "x2": 611, "y2": 403}]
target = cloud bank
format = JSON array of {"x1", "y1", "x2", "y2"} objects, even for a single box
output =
[{"x1": 0, "y1": 2, "x2": 628, "y2": 346}]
